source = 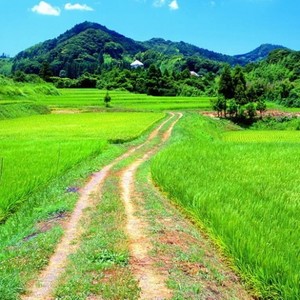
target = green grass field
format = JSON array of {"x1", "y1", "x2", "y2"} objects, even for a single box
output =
[
  {"x1": 1, "y1": 85, "x2": 300, "y2": 299},
  {"x1": 223, "y1": 130, "x2": 300, "y2": 142},
  {"x1": 38, "y1": 89, "x2": 213, "y2": 111},
  {"x1": 0, "y1": 112, "x2": 164, "y2": 222},
  {"x1": 151, "y1": 113, "x2": 300, "y2": 299}
]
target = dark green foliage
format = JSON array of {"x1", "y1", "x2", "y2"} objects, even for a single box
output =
[
  {"x1": 104, "y1": 91, "x2": 111, "y2": 107},
  {"x1": 12, "y1": 22, "x2": 146, "y2": 78},
  {"x1": 234, "y1": 44, "x2": 287, "y2": 63},
  {"x1": 245, "y1": 102, "x2": 256, "y2": 119},
  {"x1": 39, "y1": 61, "x2": 53, "y2": 82},
  {"x1": 246, "y1": 48, "x2": 300, "y2": 107},
  {"x1": 218, "y1": 65, "x2": 234, "y2": 99},
  {"x1": 0, "y1": 58, "x2": 12, "y2": 76},
  {"x1": 251, "y1": 115, "x2": 300, "y2": 130},
  {"x1": 256, "y1": 99, "x2": 267, "y2": 116},
  {"x1": 227, "y1": 99, "x2": 238, "y2": 118},
  {"x1": 143, "y1": 38, "x2": 244, "y2": 65},
  {"x1": 232, "y1": 66, "x2": 247, "y2": 104},
  {"x1": 211, "y1": 96, "x2": 227, "y2": 117},
  {"x1": 215, "y1": 65, "x2": 264, "y2": 121}
]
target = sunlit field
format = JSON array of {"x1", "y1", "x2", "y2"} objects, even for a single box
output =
[
  {"x1": 151, "y1": 113, "x2": 300, "y2": 299},
  {"x1": 38, "y1": 89, "x2": 213, "y2": 111},
  {"x1": 0, "y1": 112, "x2": 164, "y2": 221}
]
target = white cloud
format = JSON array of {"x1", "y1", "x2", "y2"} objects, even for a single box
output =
[
  {"x1": 31, "y1": 1, "x2": 61, "y2": 16},
  {"x1": 153, "y1": 0, "x2": 165, "y2": 7},
  {"x1": 169, "y1": 0, "x2": 179, "y2": 10},
  {"x1": 64, "y1": 3, "x2": 94, "y2": 11}
]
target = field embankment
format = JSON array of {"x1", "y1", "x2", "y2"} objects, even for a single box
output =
[
  {"x1": 151, "y1": 113, "x2": 300, "y2": 299},
  {"x1": 0, "y1": 103, "x2": 50, "y2": 120},
  {"x1": 0, "y1": 76, "x2": 59, "y2": 100}
]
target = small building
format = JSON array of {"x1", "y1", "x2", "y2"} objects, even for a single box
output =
[
  {"x1": 130, "y1": 60, "x2": 144, "y2": 69},
  {"x1": 190, "y1": 71, "x2": 200, "y2": 77}
]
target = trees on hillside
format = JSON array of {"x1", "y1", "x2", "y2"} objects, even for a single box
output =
[{"x1": 214, "y1": 64, "x2": 267, "y2": 121}]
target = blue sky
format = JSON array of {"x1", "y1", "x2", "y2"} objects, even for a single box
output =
[{"x1": 1, "y1": 0, "x2": 300, "y2": 56}]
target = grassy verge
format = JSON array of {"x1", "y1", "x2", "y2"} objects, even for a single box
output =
[
  {"x1": 53, "y1": 114, "x2": 178, "y2": 299},
  {"x1": 151, "y1": 112, "x2": 300, "y2": 299},
  {"x1": 54, "y1": 174, "x2": 140, "y2": 300},
  {"x1": 135, "y1": 159, "x2": 250, "y2": 300},
  {"x1": 0, "y1": 114, "x2": 166, "y2": 299}
]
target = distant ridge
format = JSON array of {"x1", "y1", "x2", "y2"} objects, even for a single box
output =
[
  {"x1": 234, "y1": 44, "x2": 288, "y2": 63},
  {"x1": 12, "y1": 21, "x2": 288, "y2": 78}
]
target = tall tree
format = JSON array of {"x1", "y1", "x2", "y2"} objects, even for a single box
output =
[
  {"x1": 232, "y1": 65, "x2": 247, "y2": 105},
  {"x1": 218, "y1": 65, "x2": 234, "y2": 99}
]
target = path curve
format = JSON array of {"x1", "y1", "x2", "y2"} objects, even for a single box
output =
[
  {"x1": 121, "y1": 113, "x2": 182, "y2": 300},
  {"x1": 22, "y1": 113, "x2": 176, "y2": 300}
]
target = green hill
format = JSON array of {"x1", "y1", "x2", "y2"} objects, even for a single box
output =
[
  {"x1": 12, "y1": 21, "x2": 146, "y2": 78},
  {"x1": 12, "y1": 21, "x2": 287, "y2": 80},
  {"x1": 234, "y1": 44, "x2": 287, "y2": 63}
]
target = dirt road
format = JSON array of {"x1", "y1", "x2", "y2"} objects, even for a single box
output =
[{"x1": 22, "y1": 112, "x2": 252, "y2": 300}]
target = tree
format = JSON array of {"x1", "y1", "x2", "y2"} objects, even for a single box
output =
[
  {"x1": 39, "y1": 61, "x2": 52, "y2": 81},
  {"x1": 246, "y1": 102, "x2": 256, "y2": 119},
  {"x1": 104, "y1": 91, "x2": 111, "y2": 107},
  {"x1": 256, "y1": 99, "x2": 267, "y2": 117},
  {"x1": 218, "y1": 65, "x2": 234, "y2": 99},
  {"x1": 212, "y1": 96, "x2": 227, "y2": 117},
  {"x1": 232, "y1": 66, "x2": 247, "y2": 105},
  {"x1": 227, "y1": 99, "x2": 238, "y2": 118}
]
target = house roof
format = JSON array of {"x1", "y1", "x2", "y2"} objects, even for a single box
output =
[
  {"x1": 190, "y1": 71, "x2": 200, "y2": 77},
  {"x1": 130, "y1": 60, "x2": 144, "y2": 66}
]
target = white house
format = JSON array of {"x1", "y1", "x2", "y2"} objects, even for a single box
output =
[
  {"x1": 190, "y1": 71, "x2": 200, "y2": 77},
  {"x1": 130, "y1": 60, "x2": 144, "y2": 69}
]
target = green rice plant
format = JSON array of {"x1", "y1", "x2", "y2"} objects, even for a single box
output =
[
  {"x1": 151, "y1": 113, "x2": 300, "y2": 299},
  {"x1": 0, "y1": 112, "x2": 164, "y2": 222},
  {"x1": 38, "y1": 88, "x2": 214, "y2": 111},
  {"x1": 0, "y1": 103, "x2": 50, "y2": 120},
  {"x1": 223, "y1": 130, "x2": 300, "y2": 143}
]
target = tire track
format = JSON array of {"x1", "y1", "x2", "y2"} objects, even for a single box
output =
[
  {"x1": 21, "y1": 113, "x2": 176, "y2": 300},
  {"x1": 121, "y1": 113, "x2": 182, "y2": 300}
]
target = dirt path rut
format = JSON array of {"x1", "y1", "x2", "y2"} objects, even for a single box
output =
[
  {"x1": 22, "y1": 112, "x2": 252, "y2": 300},
  {"x1": 121, "y1": 113, "x2": 182, "y2": 300},
  {"x1": 22, "y1": 113, "x2": 177, "y2": 300}
]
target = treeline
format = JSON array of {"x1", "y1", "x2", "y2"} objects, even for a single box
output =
[
  {"x1": 245, "y1": 49, "x2": 300, "y2": 107},
  {"x1": 212, "y1": 48, "x2": 300, "y2": 120},
  {"x1": 212, "y1": 65, "x2": 266, "y2": 121},
  {"x1": 49, "y1": 65, "x2": 217, "y2": 97}
]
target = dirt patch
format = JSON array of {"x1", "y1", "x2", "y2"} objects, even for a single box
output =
[
  {"x1": 23, "y1": 212, "x2": 68, "y2": 242},
  {"x1": 120, "y1": 113, "x2": 182, "y2": 300},
  {"x1": 51, "y1": 109, "x2": 81, "y2": 114},
  {"x1": 202, "y1": 109, "x2": 300, "y2": 119}
]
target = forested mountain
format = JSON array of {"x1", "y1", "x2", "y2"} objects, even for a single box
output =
[
  {"x1": 10, "y1": 21, "x2": 300, "y2": 104},
  {"x1": 234, "y1": 44, "x2": 287, "y2": 63},
  {"x1": 142, "y1": 38, "x2": 243, "y2": 65},
  {"x1": 11, "y1": 21, "x2": 286, "y2": 80},
  {"x1": 244, "y1": 48, "x2": 300, "y2": 107},
  {"x1": 12, "y1": 21, "x2": 146, "y2": 78}
]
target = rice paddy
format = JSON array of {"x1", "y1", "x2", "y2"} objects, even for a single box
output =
[
  {"x1": 38, "y1": 88, "x2": 213, "y2": 111},
  {"x1": 0, "y1": 112, "x2": 164, "y2": 222},
  {"x1": 1, "y1": 85, "x2": 300, "y2": 299},
  {"x1": 151, "y1": 113, "x2": 300, "y2": 299}
]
